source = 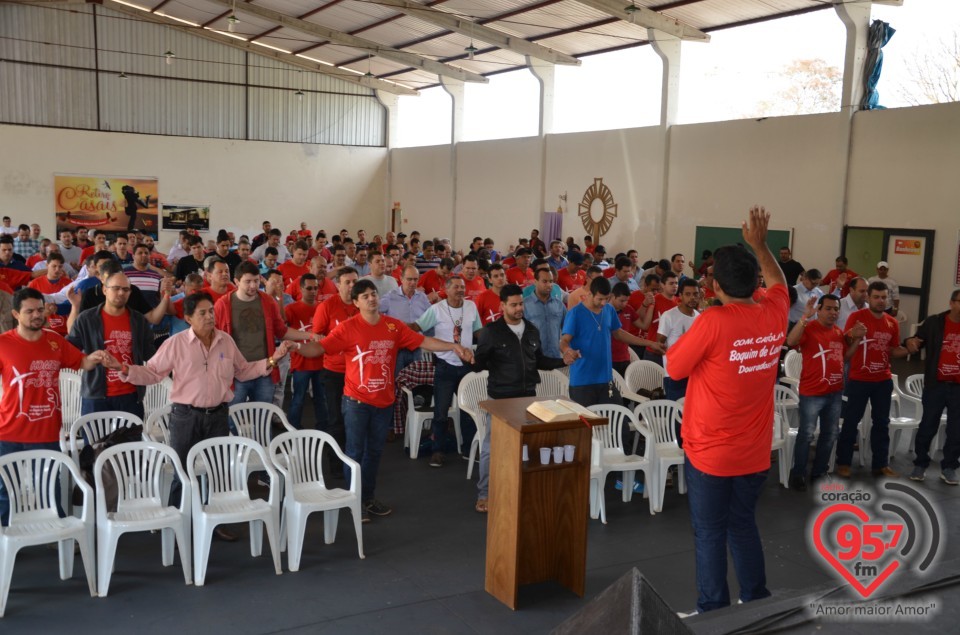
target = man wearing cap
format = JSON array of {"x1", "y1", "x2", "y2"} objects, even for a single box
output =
[
  {"x1": 593, "y1": 245, "x2": 610, "y2": 270},
  {"x1": 868, "y1": 262, "x2": 900, "y2": 317}
]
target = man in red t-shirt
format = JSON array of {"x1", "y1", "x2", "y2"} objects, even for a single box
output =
[
  {"x1": 610, "y1": 283, "x2": 638, "y2": 377},
  {"x1": 29, "y1": 252, "x2": 70, "y2": 334},
  {"x1": 505, "y1": 248, "x2": 535, "y2": 288},
  {"x1": 311, "y1": 266, "x2": 360, "y2": 466},
  {"x1": 68, "y1": 271, "x2": 157, "y2": 419},
  {"x1": 419, "y1": 257, "x2": 453, "y2": 299},
  {"x1": 278, "y1": 240, "x2": 312, "y2": 288},
  {"x1": 201, "y1": 259, "x2": 236, "y2": 305},
  {"x1": 476, "y1": 264, "x2": 507, "y2": 325},
  {"x1": 821, "y1": 256, "x2": 858, "y2": 298},
  {"x1": 313, "y1": 279, "x2": 473, "y2": 521},
  {"x1": 637, "y1": 270, "x2": 678, "y2": 365},
  {"x1": 284, "y1": 273, "x2": 327, "y2": 431},
  {"x1": 557, "y1": 252, "x2": 586, "y2": 292},
  {"x1": 785, "y1": 294, "x2": 864, "y2": 490},
  {"x1": 835, "y1": 280, "x2": 909, "y2": 478},
  {"x1": 666, "y1": 207, "x2": 788, "y2": 614},
  {"x1": 0, "y1": 288, "x2": 104, "y2": 522},
  {"x1": 455, "y1": 255, "x2": 486, "y2": 304},
  {"x1": 905, "y1": 290, "x2": 960, "y2": 483}
]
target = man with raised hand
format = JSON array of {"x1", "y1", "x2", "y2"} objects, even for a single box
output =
[
  {"x1": 785, "y1": 294, "x2": 864, "y2": 491},
  {"x1": 666, "y1": 207, "x2": 789, "y2": 615}
]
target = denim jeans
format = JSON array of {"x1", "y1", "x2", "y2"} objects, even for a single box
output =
[
  {"x1": 685, "y1": 458, "x2": 770, "y2": 613},
  {"x1": 664, "y1": 377, "x2": 689, "y2": 401},
  {"x1": 792, "y1": 391, "x2": 842, "y2": 478},
  {"x1": 229, "y1": 375, "x2": 275, "y2": 433},
  {"x1": 0, "y1": 441, "x2": 62, "y2": 525},
  {"x1": 80, "y1": 392, "x2": 144, "y2": 420},
  {"x1": 342, "y1": 396, "x2": 392, "y2": 502},
  {"x1": 432, "y1": 359, "x2": 472, "y2": 455},
  {"x1": 288, "y1": 370, "x2": 327, "y2": 431},
  {"x1": 322, "y1": 370, "x2": 346, "y2": 446},
  {"x1": 913, "y1": 382, "x2": 960, "y2": 470},
  {"x1": 836, "y1": 379, "x2": 893, "y2": 470},
  {"x1": 395, "y1": 348, "x2": 416, "y2": 377},
  {"x1": 272, "y1": 355, "x2": 290, "y2": 409},
  {"x1": 166, "y1": 403, "x2": 229, "y2": 506}
]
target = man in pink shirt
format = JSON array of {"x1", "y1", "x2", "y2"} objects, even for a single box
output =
[{"x1": 103, "y1": 291, "x2": 296, "y2": 540}]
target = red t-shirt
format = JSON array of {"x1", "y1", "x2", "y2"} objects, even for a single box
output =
[
  {"x1": 505, "y1": 267, "x2": 534, "y2": 288},
  {"x1": 322, "y1": 314, "x2": 424, "y2": 408},
  {"x1": 557, "y1": 268, "x2": 586, "y2": 292},
  {"x1": 26, "y1": 254, "x2": 45, "y2": 269},
  {"x1": 278, "y1": 260, "x2": 311, "y2": 288},
  {"x1": 619, "y1": 302, "x2": 641, "y2": 337},
  {"x1": 822, "y1": 268, "x2": 858, "y2": 297},
  {"x1": 0, "y1": 267, "x2": 32, "y2": 290},
  {"x1": 46, "y1": 311, "x2": 68, "y2": 336},
  {"x1": 312, "y1": 295, "x2": 359, "y2": 374},
  {"x1": 796, "y1": 320, "x2": 846, "y2": 396},
  {"x1": 937, "y1": 317, "x2": 960, "y2": 383},
  {"x1": 0, "y1": 329, "x2": 86, "y2": 443},
  {"x1": 612, "y1": 307, "x2": 638, "y2": 363},
  {"x1": 420, "y1": 269, "x2": 447, "y2": 295},
  {"x1": 845, "y1": 309, "x2": 899, "y2": 382},
  {"x1": 285, "y1": 301, "x2": 323, "y2": 372},
  {"x1": 29, "y1": 276, "x2": 70, "y2": 294},
  {"x1": 102, "y1": 309, "x2": 137, "y2": 397},
  {"x1": 390, "y1": 266, "x2": 403, "y2": 284},
  {"x1": 476, "y1": 289, "x2": 503, "y2": 326},
  {"x1": 80, "y1": 245, "x2": 97, "y2": 264},
  {"x1": 666, "y1": 284, "x2": 789, "y2": 477},
  {"x1": 202, "y1": 284, "x2": 235, "y2": 306},
  {"x1": 645, "y1": 294, "x2": 678, "y2": 353}
]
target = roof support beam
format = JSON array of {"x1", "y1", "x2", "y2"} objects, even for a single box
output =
[
  {"x1": 375, "y1": 0, "x2": 580, "y2": 66},
  {"x1": 205, "y1": 0, "x2": 487, "y2": 83},
  {"x1": 573, "y1": 0, "x2": 709, "y2": 41},
  {"x1": 104, "y1": 1, "x2": 417, "y2": 95}
]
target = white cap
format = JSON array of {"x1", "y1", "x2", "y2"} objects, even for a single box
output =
[{"x1": 877, "y1": 261, "x2": 889, "y2": 269}]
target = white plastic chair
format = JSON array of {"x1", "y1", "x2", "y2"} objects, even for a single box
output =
[
  {"x1": 228, "y1": 402, "x2": 295, "y2": 477},
  {"x1": 143, "y1": 376, "x2": 173, "y2": 421},
  {"x1": 401, "y1": 387, "x2": 459, "y2": 460},
  {"x1": 94, "y1": 442, "x2": 192, "y2": 596},
  {"x1": 628, "y1": 347, "x2": 641, "y2": 363},
  {"x1": 58, "y1": 370, "x2": 82, "y2": 451},
  {"x1": 770, "y1": 412, "x2": 790, "y2": 488},
  {"x1": 625, "y1": 360, "x2": 665, "y2": 396},
  {"x1": 780, "y1": 349, "x2": 802, "y2": 391},
  {"x1": 269, "y1": 430, "x2": 364, "y2": 572},
  {"x1": 68, "y1": 411, "x2": 144, "y2": 466},
  {"x1": 774, "y1": 385, "x2": 800, "y2": 470},
  {"x1": 457, "y1": 371, "x2": 489, "y2": 479},
  {"x1": 0, "y1": 450, "x2": 96, "y2": 616},
  {"x1": 535, "y1": 369, "x2": 569, "y2": 398},
  {"x1": 589, "y1": 403, "x2": 655, "y2": 516},
  {"x1": 187, "y1": 436, "x2": 282, "y2": 586},
  {"x1": 889, "y1": 375, "x2": 921, "y2": 458},
  {"x1": 634, "y1": 400, "x2": 685, "y2": 513},
  {"x1": 589, "y1": 437, "x2": 607, "y2": 524},
  {"x1": 143, "y1": 405, "x2": 173, "y2": 444}
]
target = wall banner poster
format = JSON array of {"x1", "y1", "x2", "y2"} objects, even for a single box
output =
[{"x1": 55, "y1": 174, "x2": 159, "y2": 237}]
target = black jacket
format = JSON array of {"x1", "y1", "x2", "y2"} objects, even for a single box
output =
[
  {"x1": 913, "y1": 311, "x2": 950, "y2": 385},
  {"x1": 473, "y1": 318, "x2": 565, "y2": 399}
]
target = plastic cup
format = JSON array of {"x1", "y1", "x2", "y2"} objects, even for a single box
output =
[
  {"x1": 553, "y1": 446, "x2": 563, "y2": 463},
  {"x1": 564, "y1": 445, "x2": 575, "y2": 462},
  {"x1": 539, "y1": 447, "x2": 551, "y2": 465}
]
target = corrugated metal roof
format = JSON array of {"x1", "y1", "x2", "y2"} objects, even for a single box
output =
[{"x1": 7, "y1": 0, "x2": 837, "y2": 95}]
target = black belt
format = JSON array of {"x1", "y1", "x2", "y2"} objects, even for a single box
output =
[{"x1": 176, "y1": 402, "x2": 227, "y2": 414}]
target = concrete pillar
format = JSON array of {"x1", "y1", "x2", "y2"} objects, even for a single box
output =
[
  {"x1": 527, "y1": 55, "x2": 556, "y2": 136},
  {"x1": 376, "y1": 90, "x2": 399, "y2": 149},
  {"x1": 835, "y1": 0, "x2": 872, "y2": 116},
  {"x1": 439, "y1": 77, "x2": 464, "y2": 245},
  {"x1": 649, "y1": 30, "x2": 683, "y2": 250}
]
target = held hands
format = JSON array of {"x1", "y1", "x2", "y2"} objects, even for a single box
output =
[
  {"x1": 274, "y1": 340, "x2": 298, "y2": 359},
  {"x1": 741, "y1": 206, "x2": 770, "y2": 250},
  {"x1": 100, "y1": 350, "x2": 123, "y2": 370},
  {"x1": 848, "y1": 322, "x2": 867, "y2": 340},
  {"x1": 647, "y1": 341, "x2": 666, "y2": 355},
  {"x1": 642, "y1": 292, "x2": 655, "y2": 308},
  {"x1": 562, "y1": 348, "x2": 580, "y2": 365},
  {"x1": 160, "y1": 276, "x2": 174, "y2": 297},
  {"x1": 453, "y1": 344, "x2": 474, "y2": 364},
  {"x1": 905, "y1": 337, "x2": 923, "y2": 354}
]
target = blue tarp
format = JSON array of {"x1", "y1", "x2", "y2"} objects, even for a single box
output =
[{"x1": 861, "y1": 20, "x2": 896, "y2": 110}]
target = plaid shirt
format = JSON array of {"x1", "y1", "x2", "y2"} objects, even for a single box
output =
[
  {"x1": 13, "y1": 237, "x2": 40, "y2": 259},
  {"x1": 393, "y1": 359, "x2": 436, "y2": 434}
]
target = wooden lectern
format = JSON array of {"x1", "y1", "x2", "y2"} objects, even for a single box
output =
[{"x1": 480, "y1": 395, "x2": 606, "y2": 610}]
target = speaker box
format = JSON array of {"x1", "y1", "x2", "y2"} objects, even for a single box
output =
[{"x1": 553, "y1": 568, "x2": 692, "y2": 635}]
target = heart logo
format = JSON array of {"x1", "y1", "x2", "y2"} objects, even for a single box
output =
[{"x1": 812, "y1": 503, "x2": 903, "y2": 598}]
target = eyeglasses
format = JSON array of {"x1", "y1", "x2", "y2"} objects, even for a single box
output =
[{"x1": 105, "y1": 286, "x2": 131, "y2": 293}]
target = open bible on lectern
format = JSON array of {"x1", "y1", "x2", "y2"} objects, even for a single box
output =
[{"x1": 526, "y1": 399, "x2": 595, "y2": 423}]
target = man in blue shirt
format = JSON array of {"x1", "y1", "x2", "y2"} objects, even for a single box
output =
[
  {"x1": 546, "y1": 240, "x2": 568, "y2": 271},
  {"x1": 560, "y1": 276, "x2": 664, "y2": 407},
  {"x1": 380, "y1": 265, "x2": 432, "y2": 374},
  {"x1": 524, "y1": 268, "x2": 566, "y2": 359}
]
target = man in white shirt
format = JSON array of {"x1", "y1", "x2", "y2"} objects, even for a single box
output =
[
  {"x1": 868, "y1": 261, "x2": 900, "y2": 317},
  {"x1": 252, "y1": 229, "x2": 291, "y2": 264},
  {"x1": 58, "y1": 229, "x2": 83, "y2": 271},
  {"x1": 789, "y1": 269, "x2": 824, "y2": 326},
  {"x1": 412, "y1": 277, "x2": 482, "y2": 468},
  {"x1": 658, "y1": 278, "x2": 701, "y2": 400},
  {"x1": 362, "y1": 252, "x2": 398, "y2": 297},
  {"x1": 838, "y1": 277, "x2": 868, "y2": 329},
  {"x1": 0, "y1": 216, "x2": 17, "y2": 235}
]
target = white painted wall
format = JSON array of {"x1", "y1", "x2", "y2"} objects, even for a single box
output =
[
  {"x1": 0, "y1": 124, "x2": 388, "y2": 251},
  {"x1": 846, "y1": 102, "x2": 960, "y2": 318},
  {"x1": 665, "y1": 112, "x2": 850, "y2": 275},
  {"x1": 389, "y1": 144, "x2": 455, "y2": 241}
]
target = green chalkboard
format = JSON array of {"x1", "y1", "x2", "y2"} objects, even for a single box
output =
[{"x1": 693, "y1": 226, "x2": 792, "y2": 265}]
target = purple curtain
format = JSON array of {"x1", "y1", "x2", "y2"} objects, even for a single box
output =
[{"x1": 541, "y1": 211, "x2": 563, "y2": 244}]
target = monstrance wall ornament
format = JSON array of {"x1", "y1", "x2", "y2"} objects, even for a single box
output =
[{"x1": 577, "y1": 178, "x2": 618, "y2": 246}]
